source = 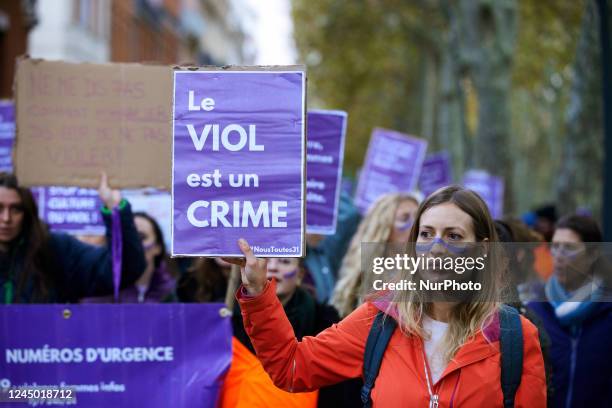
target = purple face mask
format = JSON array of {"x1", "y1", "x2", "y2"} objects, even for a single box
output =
[
  {"x1": 551, "y1": 244, "x2": 584, "y2": 260},
  {"x1": 281, "y1": 269, "x2": 298, "y2": 280},
  {"x1": 143, "y1": 241, "x2": 157, "y2": 251},
  {"x1": 268, "y1": 268, "x2": 299, "y2": 281},
  {"x1": 394, "y1": 218, "x2": 414, "y2": 232},
  {"x1": 415, "y1": 237, "x2": 469, "y2": 255}
]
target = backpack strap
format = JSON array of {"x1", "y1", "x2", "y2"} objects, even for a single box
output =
[
  {"x1": 361, "y1": 311, "x2": 397, "y2": 407},
  {"x1": 499, "y1": 304, "x2": 524, "y2": 408}
]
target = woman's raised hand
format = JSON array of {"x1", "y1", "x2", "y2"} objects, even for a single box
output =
[{"x1": 223, "y1": 239, "x2": 268, "y2": 296}]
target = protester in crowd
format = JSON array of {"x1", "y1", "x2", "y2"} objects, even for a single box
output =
[
  {"x1": 175, "y1": 257, "x2": 230, "y2": 303},
  {"x1": 0, "y1": 172, "x2": 146, "y2": 304},
  {"x1": 229, "y1": 186, "x2": 546, "y2": 407},
  {"x1": 533, "y1": 204, "x2": 558, "y2": 242},
  {"x1": 495, "y1": 218, "x2": 546, "y2": 302},
  {"x1": 495, "y1": 218, "x2": 554, "y2": 406},
  {"x1": 331, "y1": 191, "x2": 422, "y2": 317},
  {"x1": 522, "y1": 209, "x2": 555, "y2": 280},
  {"x1": 303, "y1": 191, "x2": 362, "y2": 303},
  {"x1": 81, "y1": 212, "x2": 176, "y2": 303},
  {"x1": 528, "y1": 214, "x2": 612, "y2": 407},
  {"x1": 222, "y1": 256, "x2": 360, "y2": 408}
]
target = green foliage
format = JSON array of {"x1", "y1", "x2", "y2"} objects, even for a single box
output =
[
  {"x1": 292, "y1": 0, "x2": 446, "y2": 176},
  {"x1": 292, "y1": 0, "x2": 586, "y2": 213}
]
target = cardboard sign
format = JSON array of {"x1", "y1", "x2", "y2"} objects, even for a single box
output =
[
  {"x1": 306, "y1": 110, "x2": 347, "y2": 235},
  {"x1": 31, "y1": 187, "x2": 105, "y2": 236},
  {"x1": 0, "y1": 101, "x2": 15, "y2": 173},
  {"x1": 462, "y1": 169, "x2": 504, "y2": 219},
  {"x1": 354, "y1": 128, "x2": 427, "y2": 214},
  {"x1": 14, "y1": 58, "x2": 173, "y2": 189},
  {"x1": 0, "y1": 304, "x2": 232, "y2": 408},
  {"x1": 419, "y1": 151, "x2": 453, "y2": 197},
  {"x1": 171, "y1": 68, "x2": 306, "y2": 257}
]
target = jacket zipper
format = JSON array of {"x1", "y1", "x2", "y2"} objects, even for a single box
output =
[
  {"x1": 565, "y1": 327, "x2": 581, "y2": 408},
  {"x1": 422, "y1": 344, "x2": 444, "y2": 408},
  {"x1": 289, "y1": 358, "x2": 296, "y2": 392}
]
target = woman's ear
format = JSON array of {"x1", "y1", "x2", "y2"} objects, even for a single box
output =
[{"x1": 481, "y1": 237, "x2": 489, "y2": 258}]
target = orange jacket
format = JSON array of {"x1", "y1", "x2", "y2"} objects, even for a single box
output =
[
  {"x1": 237, "y1": 280, "x2": 546, "y2": 407},
  {"x1": 219, "y1": 337, "x2": 318, "y2": 408}
]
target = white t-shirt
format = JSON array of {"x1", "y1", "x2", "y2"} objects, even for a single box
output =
[{"x1": 422, "y1": 315, "x2": 450, "y2": 384}]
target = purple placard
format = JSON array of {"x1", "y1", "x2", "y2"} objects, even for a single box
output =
[
  {"x1": 0, "y1": 304, "x2": 231, "y2": 407},
  {"x1": 306, "y1": 110, "x2": 347, "y2": 235},
  {"x1": 0, "y1": 101, "x2": 15, "y2": 173},
  {"x1": 419, "y1": 151, "x2": 453, "y2": 197},
  {"x1": 462, "y1": 169, "x2": 504, "y2": 219},
  {"x1": 354, "y1": 128, "x2": 428, "y2": 214},
  {"x1": 31, "y1": 186, "x2": 105, "y2": 235},
  {"x1": 172, "y1": 70, "x2": 305, "y2": 257}
]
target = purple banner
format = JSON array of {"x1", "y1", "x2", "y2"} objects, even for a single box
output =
[
  {"x1": 31, "y1": 187, "x2": 105, "y2": 235},
  {"x1": 0, "y1": 101, "x2": 15, "y2": 173},
  {"x1": 462, "y1": 170, "x2": 505, "y2": 219},
  {"x1": 306, "y1": 110, "x2": 347, "y2": 235},
  {"x1": 354, "y1": 128, "x2": 428, "y2": 214},
  {"x1": 172, "y1": 70, "x2": 305, "y2": 257},
  {"x1": 0, "y1": 304, "x2": 231, "y2": 408},
  {"x1": 419, "y1": 151, "x2": 453, "y2": 197}
]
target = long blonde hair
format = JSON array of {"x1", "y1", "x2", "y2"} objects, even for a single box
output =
[
  {"x1": 392, "y1": 186, "x2": 505, "y2": 363},
  {"x1": 332, "y1": 192, "x2": 421, "y2": 317}
]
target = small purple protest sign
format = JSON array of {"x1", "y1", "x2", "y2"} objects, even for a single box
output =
[
  {"x1": 419, "y1": 151, "x2": 453, "y2": 197},
  {"x1": 31, "y1": 186, "x2": 105, "y2": 235},
  {"x1": 354, "y1": 128, "x2": 428, "y2": 214},
  {"x1": 462, "y1": 169, "x2": 505, "y2": 219},
  {"x1": 0, "y1": 303, "x2": 232, "y2": 408},
  {"x1": 172, "y1": 69, "x2": 306, "y2": 257},
  {"x1": 0, "y1": 101, "x2": 15, "y2": 173},
  {"x1": 306, "y1": 110, "x2": 347, "y2": 235}
]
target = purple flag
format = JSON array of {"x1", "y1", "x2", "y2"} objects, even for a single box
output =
[
  {"x1": 172, "y1": 70, "x2": 306, "y2": 257},
  {"x1": 31, "y1": 186, "x2": 105, "y2": 235},
  {"x1": 306, "y1": 110, "x2": 347, "y2": 235},
  {"x1": 462, "y1": 170, "x2": 505, "y2": 219},
  {"x1": 419, "y1": 151, "x2": 453, "y2": 197},
  {"x1": 0, "y1": 304, "x2": 231, "y2": 407},
  {"x1": 0, "y1": 101, "x2": 15, "y2": 173},
  {"x1": 354, "y1": 128, "x2": 427, "y2": 214}
]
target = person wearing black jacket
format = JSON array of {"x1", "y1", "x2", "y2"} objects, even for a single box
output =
[{"x1": 0, "y1": 172, "x2": 146, "y2": 304}]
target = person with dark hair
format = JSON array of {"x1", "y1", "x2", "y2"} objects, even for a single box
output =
[
  {"x1": 495, "y1": 219, "x2": 554, "y2": 406},
  {"x1": 81, "y1": 212, "x2": 176, "y2": 303},
  {"x1": 225, "y1": 185, "x2": 546, "y2": 407},
  {"x1": 527, "y1": 214, "x2": 612, "y2": 407},
  {"x1": 534, "y1": 204, "x2": 558, "y2": 242},
  {"x1": 0, "y1": 172, "x2": 146, "y2": 304},
  {"x1": 175, "y1": 257, "x2": 230, "y2": 303}
]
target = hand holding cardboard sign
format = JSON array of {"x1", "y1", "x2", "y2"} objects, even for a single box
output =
[
  {"x1": 223, "y1": 239, "x2": 268, "y2": 296},
  {"x1": 98, "y1": 171, "x2": 122, "y2": 210}
]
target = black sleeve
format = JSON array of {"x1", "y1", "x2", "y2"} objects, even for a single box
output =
[{"x1": 51, "y1": 200, "x2": 146, "y2": 301}]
